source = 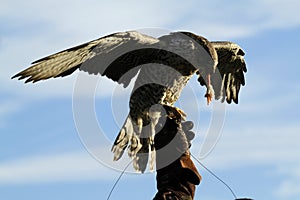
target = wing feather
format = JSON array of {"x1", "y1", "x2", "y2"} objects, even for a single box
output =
[
  {"x1": 12, "y1": 31, "x2": 159, "y2": 85},
  {"x1": 13, "y1": 31, "x2": 218, "y2": 87},
  {"x1": 198, "y1": 42, "x2": 247, "y2": 104}
]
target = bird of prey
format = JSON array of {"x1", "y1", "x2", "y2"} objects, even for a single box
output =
[{"x1": 12, "y1": 31, "x2": 247, "y2": 172}]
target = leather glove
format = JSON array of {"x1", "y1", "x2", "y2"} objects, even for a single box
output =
[{"x1": 153, "y1": 116, "x2": 201, "y2": 200}]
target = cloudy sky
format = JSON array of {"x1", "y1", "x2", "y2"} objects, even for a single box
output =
[{"x1": 1, "y1": 0, "x2": 300, "y2": 199}]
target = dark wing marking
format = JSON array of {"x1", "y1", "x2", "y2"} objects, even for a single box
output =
[
  {"x1": 198, "y1": 42, "x2": 247, "y2": 104},
  {"x1": 12, "y1": 31, "x2": 159, "y2": 85}
]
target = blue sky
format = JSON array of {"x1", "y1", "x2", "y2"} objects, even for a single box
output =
[{"x1": 1, "y1": 0, "x2": 300, "y2": 199}]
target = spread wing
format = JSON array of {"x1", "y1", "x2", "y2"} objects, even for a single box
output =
[
  {"x1": 11, "y1": 31, "x2": 159, "y2": 87},
  {"x1": 198, "y1": 42, "x2": 247, "y2": 104}
]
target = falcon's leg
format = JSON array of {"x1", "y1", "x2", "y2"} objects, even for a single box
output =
[{"x1": 171, "y1": 107, "x2": 187, "y2": 121}]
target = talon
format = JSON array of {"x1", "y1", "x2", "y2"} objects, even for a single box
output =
[
  {"x1": 174, "y1": 107, "x2": 186, "y2": 119},
  {"x1": 205, "y1": 93, "x2": 212, "y2": 105},
  {"x1": 164, "y1": 106, "x2": 186, "y2": 120},
  {"x1": 205, "y1": 74, "x2": 213, "y2": 105}
]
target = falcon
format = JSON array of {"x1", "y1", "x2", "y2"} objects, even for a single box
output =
[{"x1": 12, "y1": 31, "x2": 247, "y2": 172}]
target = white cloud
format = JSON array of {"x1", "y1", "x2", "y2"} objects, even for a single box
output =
[
  {"x1": 174, "y1": 0, "x2": 300, "y2": 39},
  {"x1": 273, "y1": 165, "x2": 300, "y2": 198},
  {"x1": 2, "y1": 0, "x2": 300, "y2": 40},
  {"x1": 259, "y1": 0, "x2": 300, "y2": 29},
  {"x1": 275, "y1": 179, "x2": 300, "y2": 198},
  {"x1": 192, "y1": 124, "x2": 300, "y2": 169},
  {"x1": 0, "y1": 99, "x2": 22, "y2": 128},
  {"x1": 0, "y1": 151, "x2": 123, "y2": 184},
  {"x1": 188, "y1": 120, "x2": 300, "y2": 199},
  {"x1": 190, "y1": 121, "x2": 300, "y2": 199}
]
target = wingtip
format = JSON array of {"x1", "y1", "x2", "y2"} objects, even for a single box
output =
[
  {"x1": 12, "y1": 76, "x2": 37, "y2": 84},
  {"x1": 226, "y1": 98, "x2": 232, "y2": 104},
  {"x1": 25, "y1": 78, "x2": 34, "y2": 84},
  {"x1": 11, "y1": 74, "x2": 28, "y2": 83},
  {"x1": 233, "y1": 98, "x2": 239, "y2": 104},
  {"x1": 11, "y1": 73, "x2": 20, "y2": 80}
]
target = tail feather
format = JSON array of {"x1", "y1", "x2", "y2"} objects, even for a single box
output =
[
  {"x1": 111, "y1": 128, "x2": 128, "y2": 161},
  {"x1": 133, "y1": 137, "x2": 150, "y2": 173},
  {"x1": 133, "y1": 105, "x2": 163, "y2": 172},
  {"x1": 133, "y1": 120, "x2": 157, "y2": 172},
  {"x1": 111, "y1": 114, "x2": 156, "y2": 173},
  {"x1": 112, "y1": 115, "x2": 141, "y2": 161},
  {"x1": 149, "y1": 139, "x2": 156, "y2": 171},
  {"x1": 112, "y1": 105, "x2": 184, "y2": 173}
]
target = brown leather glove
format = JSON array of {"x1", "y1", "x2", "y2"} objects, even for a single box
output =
[{"x1": 153, "y1": 116, "x2": 201, "y2": 200}]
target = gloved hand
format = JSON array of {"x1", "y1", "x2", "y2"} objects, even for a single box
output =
[{"x1": 153, "y1": 116, "x2": 201, "y2": 200}]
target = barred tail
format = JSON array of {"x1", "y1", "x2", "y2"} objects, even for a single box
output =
[
  {"x1": 111, "y1": 105, "x2": 182, "y2": 173},
  {"x1": 133, "y1": 125, "x2": 156, "y2": 173},
  {"x1": 111, "y1": 115, "x2": 141, "y2": 161},
  {"x1": 111, "y1": 113, "x2": 157, "y2": 173}
]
